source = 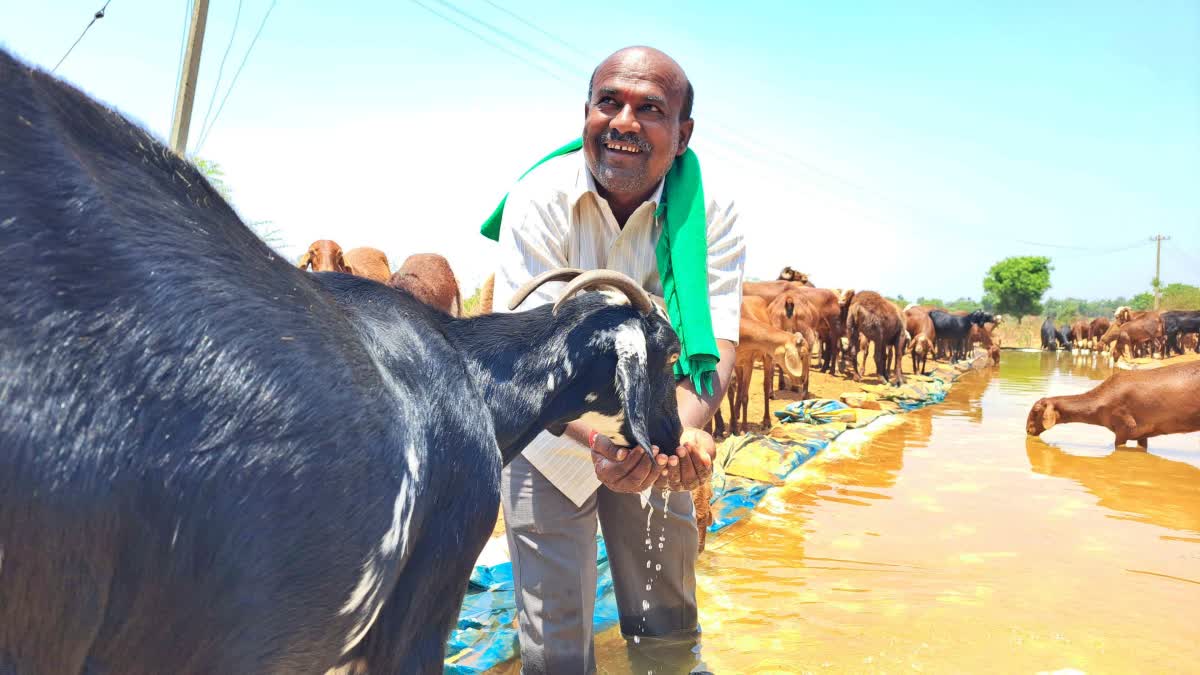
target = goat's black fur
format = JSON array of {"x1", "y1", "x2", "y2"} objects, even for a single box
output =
[
  {"x1": 1040, "y1": 317, "x2": 1058, "y2": 351},
  {"x1": 0, "y1": 48, "x2": 681, "y2": 674},
  {"x1": 929, "y1": 310, "x2": 992, "y2": 362},
  {"x1": 1161, "y1": 310, "x2": 1200, "y2": 356}
]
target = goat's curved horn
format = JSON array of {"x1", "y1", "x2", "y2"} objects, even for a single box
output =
[
  {"x1": 552, "y1": 270, "x2": 654, "y2": 315},
  {"x1": 507, "y1": 268, "x2": 585, "y2": 311}
]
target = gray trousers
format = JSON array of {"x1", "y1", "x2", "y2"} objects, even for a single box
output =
[{"x1": 501, "y1": 454, "x2": 704, "y2": 675}]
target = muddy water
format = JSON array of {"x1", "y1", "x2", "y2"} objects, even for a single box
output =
[{"x1": 595, "y1": 351, "x2": 1200, "y2": 673}]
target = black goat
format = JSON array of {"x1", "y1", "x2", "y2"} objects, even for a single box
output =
[
  {"x1": 928, "y1": 310, "x2": 993, "y2": 362},
  {"x1": 1056, "y1": 326, "x2": 1072, "y2": 349},
  {"x1": 0, "y1": 50, "x2": 682, "y2": 675},
  {"x1": 1162, "y1": 310, "x2": 1200, "y2": 356},
  {"x1": 1040, "y1": 317, "x2": 1058, "y2": 351}
]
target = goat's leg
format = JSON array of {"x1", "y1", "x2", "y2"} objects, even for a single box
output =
[
  {"x1": 874, "y1": 341, "x2": 888, "y2": 385},
  {"x1": 760, "y1": 355, "x2": 775, "y2": 429}
]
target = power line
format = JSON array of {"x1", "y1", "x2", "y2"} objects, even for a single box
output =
[
  {"x1": 408, "y1": 0, "x2": 575, "y2": 85},
  {"x1": 172, "y1": 0, "x2": 192, "y2": 104},
  {"x1": 194, "y1": 0, "x2": 278, "y2": 154},
  {"x1": 478, "y1": 0, "x2": 595, "y2": 64},
  {"x1": 417, "y1": 0, "x2": 992, "y2": 236},
  {"x1": 430, "y1": 0, "x2": 582, "y2": 79},
  {"x1": 52, "y1": 0, "x2": 114, "y2": 73},
  {"x1": 196, "y1": 0, "x2": 244, "y2": 150}
]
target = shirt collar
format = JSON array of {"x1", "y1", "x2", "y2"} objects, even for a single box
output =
[{"x1": 571, "y1": 151, "x2": 665, "y2": 213}]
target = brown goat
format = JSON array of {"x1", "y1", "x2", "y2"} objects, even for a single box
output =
[
  {"x1": 1183, "y1": 333, "x2": 1199, "y2": 352},
  {"x1": 776, "y1": 266, "x2": 815, "y2": 286},
  {"x1": 1069, "y1": 319, "x2": 1091, "y2": 350},
  {"x1": 343, "y1": 247, "x2": 392, "y2": 283},
  {"x1": 845, "y1": 291, "x2": 906, "y2": 385},
  {"x1": 904, "y1": 306, "x2": 936, "y2": 374},
  {"x1": 478, "y1": 273, "x2": 496, "y2": 315},
  {"x1": 743, "y1": 282, "x2": 852, "y2": 376},
  {"x1": 386, "y1": 253, "x2": 462, "y2": 316},
  {"x1": 1089, "y1": 317, "x2": 1111, "y2": 346},
  {"x1": 764, "y1": 290, "x2": 819, "y2": 399},
  {"x1": 297, "y1": 239, "x2": 349, "y2": 273},
  {"x1": 1027, "y1": 360, "x2": 1200, "y2": 448},
  {"x1": 1099, "y1": 311, "x2": 1164, "y2": 362},
  {"x1": 725, "y1": 302, "x2": 809, "y2": 435}
]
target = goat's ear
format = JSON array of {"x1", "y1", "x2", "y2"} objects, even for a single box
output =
[
  {"x1": 297, "y1": 251, "x2": 312, "y2": 270},
  {"x1": 611, "y1": 327, "x2": 655, "y2": 453}
]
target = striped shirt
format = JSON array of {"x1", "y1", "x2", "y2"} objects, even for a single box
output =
[{"x1": 493, "y1": 151, "x2": 746, "y2": 506}]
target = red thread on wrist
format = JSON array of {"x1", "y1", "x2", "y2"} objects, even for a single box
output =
[{"x1": 588, "y1": 430, "x2": 599, "y2": 449}]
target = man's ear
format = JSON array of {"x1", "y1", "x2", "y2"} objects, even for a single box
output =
[{"x1": 677, "y1": 118, "x2": 695, "y2": 156}]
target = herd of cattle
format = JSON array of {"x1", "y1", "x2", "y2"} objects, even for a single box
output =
[{"x1": 1040, "y1": 308, "x2": 1200, "y2": 361}]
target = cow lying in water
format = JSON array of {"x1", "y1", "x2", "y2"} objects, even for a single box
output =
[
  {"x1": 1026, "y1": 361, "x2": 1200, "y2": 449},
  {"x1": 0, "y1": 49, "x2": 683, "y2": 674}
]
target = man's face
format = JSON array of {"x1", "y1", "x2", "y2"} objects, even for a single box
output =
[{"x1": 583, "y1": 54, "x2": 692, "y2": 199}]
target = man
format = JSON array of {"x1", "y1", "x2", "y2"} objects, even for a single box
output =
[{"x1": 485, "y1": 46, "x2": 745, "y2": 674}]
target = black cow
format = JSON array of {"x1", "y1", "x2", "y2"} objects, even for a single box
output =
[
  {"x1": 1162, "y1": 310, "x2": 1200, "y2": 356},
  {"x1": 0, "y1": 49, "x2": 683, "y2": 674},
  {"x1": 1040, "y1": 316, "x2": 1058, "y2": 351},
  {"x1": 928, "y1": 310, "x2": 993, "y2": 362}
]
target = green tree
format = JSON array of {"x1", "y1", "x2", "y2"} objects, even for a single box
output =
[
  {"x1": 1130, "y1": 292, "x2": 1154, "y2": 311},
  {"x1": 193, "y1": 157, "x2": 284, "y2": 250},
  {"x1": 982, "y1": 256, "x2": 1052, "y2": 322},
  {"x1": 1160, "y1": 283, "x2": 1200, "y2": 310}
]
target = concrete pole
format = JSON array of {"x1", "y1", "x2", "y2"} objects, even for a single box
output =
[{"x1": 169, "y1": 0, "x2": 209, "y2": 156}]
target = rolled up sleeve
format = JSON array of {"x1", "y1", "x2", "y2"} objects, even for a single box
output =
[{"x1": 705, "y1": 197, "x2": 745, "y2": 344}]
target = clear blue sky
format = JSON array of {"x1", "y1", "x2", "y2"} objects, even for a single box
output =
[{"x1": 4, "y1": 1, "x2": 1198, "y2": 300}]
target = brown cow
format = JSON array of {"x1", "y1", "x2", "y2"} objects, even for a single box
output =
[
  {"x1": 904, "y1": 306, "x2": 936, "y2": 374},
  {"x1": 386, "y1": 253, "x2": 462, "y2": 316},
  {"x1": 845, "y1": 291, "x2": 906, "y2": 385},
  {"x1": 1027, "y1": 360, "x2": 1200, "y2": 448},
  {"x1": 343, "y1": 247, "x2": 391, "y2": 283},
  {"x1": 297, "y1": 239, "x2": 349, "y2": 273}
]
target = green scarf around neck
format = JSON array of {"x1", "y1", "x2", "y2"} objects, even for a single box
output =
[{"x1": 480, "y1": 138, "x2": 718, "y2": 395}]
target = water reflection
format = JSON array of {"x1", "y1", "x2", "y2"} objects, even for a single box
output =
[{"x1": 1025, "y1": 436, "x2": 1200, "y2": 534}]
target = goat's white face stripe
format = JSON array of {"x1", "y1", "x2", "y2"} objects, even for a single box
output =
[{"x1": 592, "y1": 321, "x2": 647, "y2": 366}]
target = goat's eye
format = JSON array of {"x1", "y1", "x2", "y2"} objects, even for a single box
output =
[{"x1": 666, "y1": 353, "x2": 679, "y2": 365}]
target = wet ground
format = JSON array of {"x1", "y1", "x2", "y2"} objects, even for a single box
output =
[{"x1": 594, "y1": 350, "x2": 1200, "y2": 673}]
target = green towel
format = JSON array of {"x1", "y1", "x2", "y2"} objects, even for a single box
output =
[{"x1": 480, "y1": 139, "x2": 718, "y2": 395}]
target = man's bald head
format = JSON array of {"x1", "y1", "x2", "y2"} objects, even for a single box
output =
[
  {"x1": 582, "y1": 46, "x2": 696, "y2": 206},
  {"x1": 588, "y1": 46, "x2": 694, "y2": 121}
]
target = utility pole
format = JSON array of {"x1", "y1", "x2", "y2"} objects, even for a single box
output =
[
  {"x1": 1150, "y1": 234, "x2": 1170, "y2": 310},
  {"x1": 169, "y1": 0, "x2": 209, "y2": 156}
]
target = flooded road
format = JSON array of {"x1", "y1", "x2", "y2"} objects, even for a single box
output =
[{"x1": 596, "y1": 351, "x2": 1200, "y2": 673}]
